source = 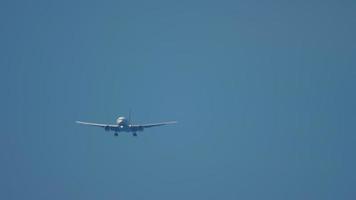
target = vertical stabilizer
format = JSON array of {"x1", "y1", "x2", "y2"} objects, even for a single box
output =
[{"x1": 128, "y1": 109, "x2": 132, "y2": 124}]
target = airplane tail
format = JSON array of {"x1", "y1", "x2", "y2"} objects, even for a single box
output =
[{"x1": 128, "y1": 109, "x2": 132, "y2": 124}]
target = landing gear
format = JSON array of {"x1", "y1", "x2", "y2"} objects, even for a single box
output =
[
  {"x1": 133, "y1": 132, "x2": 137, "y2": 137},
  {"x1": 114, "y1": 132, "x2": 118, "y2": 136}
]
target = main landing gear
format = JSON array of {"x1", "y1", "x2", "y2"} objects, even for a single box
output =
[
  {"x1": 114, "y1": 132, "x2": 118, "y2": 136},
  {"x1": 133, "y1": 132, "x2": 137, "y2": 137}
]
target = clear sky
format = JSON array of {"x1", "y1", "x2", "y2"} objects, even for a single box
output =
[{"x1": 1, "y1": 0, "x2": 355, "y2": 199}]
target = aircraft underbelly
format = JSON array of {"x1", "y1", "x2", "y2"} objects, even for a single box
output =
[
  {"x1": 115, "y1": 126, "x2": 143, "y2": 132},
  {"x1": 116, "y1": 126, "x2": 130, "y2": 132}
]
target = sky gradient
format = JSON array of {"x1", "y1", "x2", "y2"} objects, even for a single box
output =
[{"x1": 1, "y1": 0, "x2": 356, "y2": 199}]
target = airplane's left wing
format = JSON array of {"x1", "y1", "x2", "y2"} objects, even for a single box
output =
[{"x1": 131, "y1": 121, "x2": 177, "y2": 129}]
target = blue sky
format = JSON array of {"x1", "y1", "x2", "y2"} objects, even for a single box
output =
[{"x1": 1, "y1": 0, "x2": 356, "y2": 199}]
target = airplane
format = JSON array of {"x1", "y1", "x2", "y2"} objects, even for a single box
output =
[{"x1": 76, "y1": 112, "x2": 177, "y2": 137}]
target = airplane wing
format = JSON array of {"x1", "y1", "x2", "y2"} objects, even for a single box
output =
[
  {"x1": 76, "y1": 121, "x2": 117, "y2": 128},
  {"x1": 131, "y1": 121, "x2": 177, "y2": 129}
]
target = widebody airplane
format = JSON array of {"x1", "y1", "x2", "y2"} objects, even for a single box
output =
[{"x1": 76, "y1": 114, "x2": 177, "y2": 136}]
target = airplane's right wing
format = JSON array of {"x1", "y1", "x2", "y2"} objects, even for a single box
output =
[{"x1": 76, "y1": 121, "x2": 117, "y2": 129}]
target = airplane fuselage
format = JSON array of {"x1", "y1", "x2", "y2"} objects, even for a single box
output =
[
  {"x1": 104, "y1": 124, "x2": 143, "y2": 133},
  {"x1": 104, "y1": 116, "x2": 143, "y2": 133}
]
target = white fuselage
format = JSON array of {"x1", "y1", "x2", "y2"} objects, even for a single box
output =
[
  {"x1": 116, "y1": 116, "x2": 128, "y2": 126},
  {"x1": 114, "y1": 116, "x2": 133, "y2": 132}
]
